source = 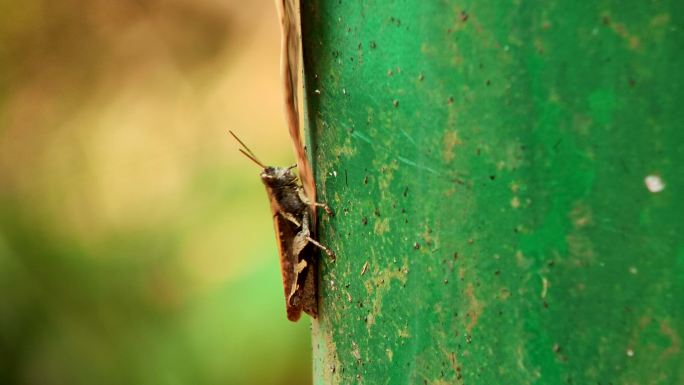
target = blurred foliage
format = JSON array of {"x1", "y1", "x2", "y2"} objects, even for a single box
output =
[{"x1": 0, "y1": 0, "x2": 312, "y2": 384}]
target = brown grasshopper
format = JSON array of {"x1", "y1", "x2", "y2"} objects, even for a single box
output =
[
  {"x1": 239, "y1": 0, "x2": 335, "y2": 321},
  {"x1": 229, "y1": 131, "x2": 334, "y2": 322}
]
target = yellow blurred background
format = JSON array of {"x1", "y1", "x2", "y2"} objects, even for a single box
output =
[{"x1": 0, "y1": 0, "x2": 312, "y2": 384}]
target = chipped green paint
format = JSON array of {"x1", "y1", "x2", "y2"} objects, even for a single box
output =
[{"x1": 301, "y1": 1, "x2": 684, "y2": 384}]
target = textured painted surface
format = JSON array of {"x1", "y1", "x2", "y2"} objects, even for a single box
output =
[{"x1": 301, "y1": 1, "x2": 684, "y2": 384}]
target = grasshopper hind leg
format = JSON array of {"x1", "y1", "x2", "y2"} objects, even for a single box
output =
[
  {"x1": 306, "y1": 236, "x2": 336, "y2": 260},
  {"x1": 295, "y1": 214, "x2": 335, "y2": 261}
]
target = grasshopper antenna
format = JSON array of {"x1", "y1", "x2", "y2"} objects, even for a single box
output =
[
  {"x1": 238, "y1": 149, "x2": 267, "y2": 169},
  {"x1": 229, "y1": 130, "x2": 267, "y2": 168}
]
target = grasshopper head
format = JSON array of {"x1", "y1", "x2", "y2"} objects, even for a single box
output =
[{"x1": 260, "y1": 166, "x2": 297, "y2": 188}]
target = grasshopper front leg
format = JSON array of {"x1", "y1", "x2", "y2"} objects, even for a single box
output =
[{"x1": 297, "y1": 188, "x2": 334, "y2": 216}]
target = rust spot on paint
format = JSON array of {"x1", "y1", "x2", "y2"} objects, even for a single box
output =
[
  {"x1": 602, "y1": 13, "x2": 641, "y2": 50},
  {"x1": 374, "y1": 218, "x2": 390, "y2": 235},
  {"x1": 443, "y1": 130, "x2": 462, "y2": 162},
  {"x1": 660, "y1": 320, "x2": 681, "y2": 359},
  {"x1": 570, "y1": 201, "x2": 593, "y2": 229},
  {"x1": 465, "y1": 283, "x2": 483, "y2": 332},
  {"x1": 363, "y1": 259, "x2": 410, "y2": 332},
  {"x1": 650, "y1": 13, "x2": 670, "y2": 28}
]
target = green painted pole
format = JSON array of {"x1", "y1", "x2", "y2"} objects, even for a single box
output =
[{"x1": 302, "y1": 1, "x2": 684, "y2": 384}]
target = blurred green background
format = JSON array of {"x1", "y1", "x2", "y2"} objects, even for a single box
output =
[{"x1": 0, "y1": 0, "x2": 313, "y2": 384}]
